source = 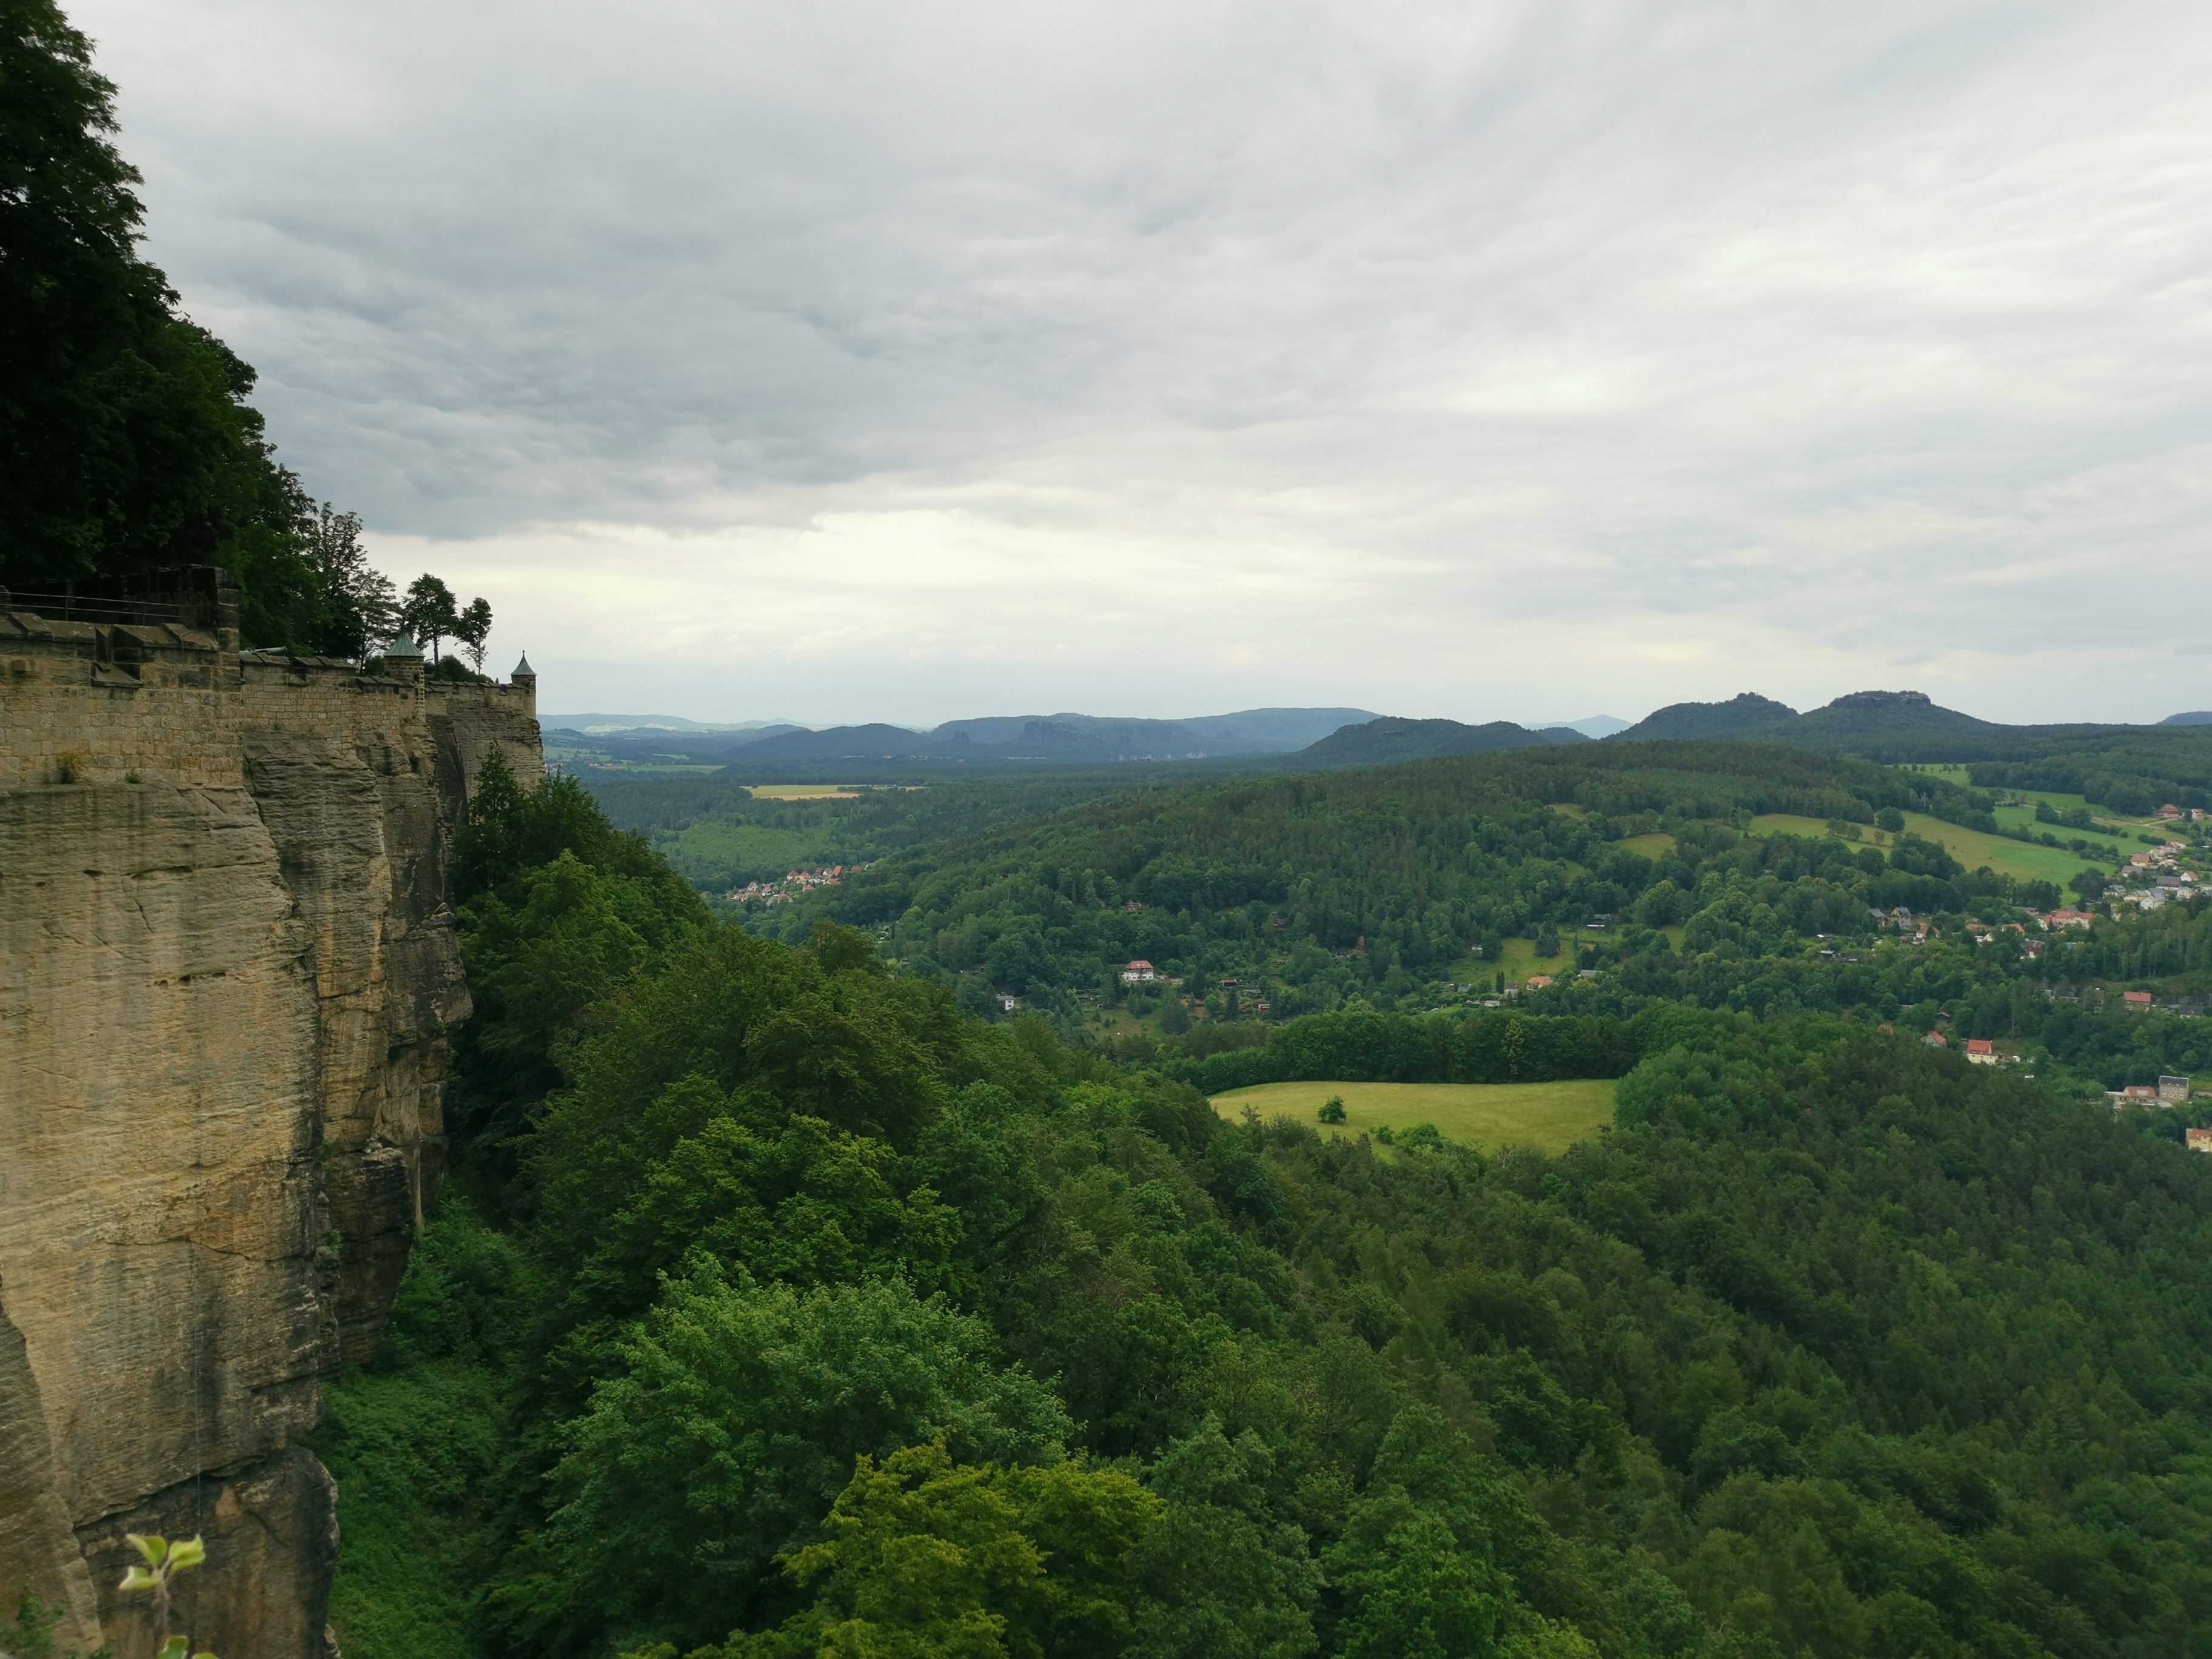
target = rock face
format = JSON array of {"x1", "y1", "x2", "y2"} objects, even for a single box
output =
[{"x1": 0, "y1": 573, "x2": 540, "y2": 1656}]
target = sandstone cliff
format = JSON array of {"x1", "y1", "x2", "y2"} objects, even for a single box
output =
[{"x1": 0, "y1": 572, "x2": 541, "y2": 1657}]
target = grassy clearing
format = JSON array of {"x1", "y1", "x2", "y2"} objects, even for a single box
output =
[
  {"x1": 1212, "y1": 1078, "x2": 1615, "y2": 1155},
  {"x1": 1484, "y1": 936, "x2": 1574, "y2": 987},
  {"x1": 1617, "y1": 833, "x2": 1677, "y2": 859},
  {"x1": 747, "y1": 784, "x2": 863, "y2": 799},
  {"x1": 1748, "y1": 812, "x2": 2105, "y2": 886},
  {"x1": 1902, "y1": 766, "x2": 2158, "y2": 836}
]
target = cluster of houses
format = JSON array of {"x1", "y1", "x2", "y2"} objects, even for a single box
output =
[
  {"x1": 1870, "y1": 908, "x2": 1942, "y2": 945},
  {"x1": 2117, "y1": 840, "x2": 2199, "y2": 911},
  {"x1": 727, "y1": 862, "x2": 866, "y2": 906},
  {"x1": 2110, "y1": 1076, "x2": 2195, "y2": 1105}
]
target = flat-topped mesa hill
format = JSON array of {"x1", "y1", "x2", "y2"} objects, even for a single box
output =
[
  {"x1": 0, "y1": 569, "x2": 543, "y2": 1659},
  {"x1": 1610, "y1": 688, "x2": 2148, "y2": 756}
]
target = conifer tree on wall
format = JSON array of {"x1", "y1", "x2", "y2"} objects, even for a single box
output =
[{"x1": 0, "y1": 0, "x2": 420, "y2": 657}]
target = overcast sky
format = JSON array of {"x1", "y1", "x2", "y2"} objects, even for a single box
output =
[{"x1": 73, "y1": 0, "x2": 2212, "y2": 726}]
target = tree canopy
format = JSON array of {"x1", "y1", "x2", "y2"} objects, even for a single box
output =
[{"x1": 301, "y1": 756, "x2": 2212, "y2": 1659}]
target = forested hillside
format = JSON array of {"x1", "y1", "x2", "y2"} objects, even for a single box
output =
[
  {"x1": 757, "y1": 743, "x2": 2200, "y2": 1078},
  {"x1": 771, "y1": 742, "x2": 2016, "y2": 993},
  {"x1": 304, "y1": 756, "x2": 2212, "y2": 1659}
]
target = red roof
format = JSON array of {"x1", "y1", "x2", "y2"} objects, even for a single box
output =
[
  {"x1": 2124, "y1": 990, "x2": 2153, "y2": 1006},
  {"x1": 1125, "y1": 960, "x2": 1153, "y2": 971},
  {"x1": 1966, "y1": 1039, "x2": 1993, "y2": 1054}
]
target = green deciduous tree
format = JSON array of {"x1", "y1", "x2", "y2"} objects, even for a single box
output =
[
  {"x1": 721, "y1": 1439, "x2": 1165, "y2": 1659},
  {"x1": 500, "y1": 1266, "x2": 1071, "y2": 1655}
]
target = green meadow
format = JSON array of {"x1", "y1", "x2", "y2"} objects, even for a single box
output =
[
  {"x1": 1748, "y1": 811, "x2": 2105, "y2": 886},
  {"x1": 1210, "y1": 1078, "x2": 1617, "y2": 1155}
]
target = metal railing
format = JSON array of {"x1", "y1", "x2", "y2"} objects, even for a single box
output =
[{"x1": 0, "y1": 589, "x2": 189, "y2": 626}]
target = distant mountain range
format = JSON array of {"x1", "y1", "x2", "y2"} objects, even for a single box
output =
[
  {"x1": 546, "y1": 707, "x2": 1381, "y2": 766},
  {"x1": 1533, "y1": 715, "x2": 1632, "y2": 739},
  {"x1": 543, "y1": 713, "x2": 809, "y2": 736},
  {"x1": 548, "y1": 695, "x2": 2212, "y2": 776}
]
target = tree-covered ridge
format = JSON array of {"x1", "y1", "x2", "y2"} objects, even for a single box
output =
[
  {"x1": 1145, "y1": 896, "x2": 2212, "y2": 1102},
  {"x1": 763, "y1": 743, "x2": 2061, "y2": 1015},
  {"x1": 305, "y1": 765, "x2": 2212, "y2": 1659},
  {"x1": 754, "y1": 740, "x2": 2212, "y2": 1097}
]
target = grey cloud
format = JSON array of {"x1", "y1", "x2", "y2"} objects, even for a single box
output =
[{"x1": 65, "y1": 0, "x2": 2212, "y2": 720}]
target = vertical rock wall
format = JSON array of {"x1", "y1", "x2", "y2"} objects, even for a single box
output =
[{"x1": 0, "y1": 586, "x2": 540, "y2": 1657}]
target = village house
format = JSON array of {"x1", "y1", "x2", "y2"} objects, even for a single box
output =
[
  {"x1": 1526, "y1": 974, "x2": 1554, "y2": 990},
  {"x1": 1965, "y1": 1039, "x2": 1997, "y2": 1065},
  {"x1": 1121, "y1": 959, "x2": 1157, "y2": 984},
  {"x1": 2160, "y1": 1075, "x2": 2193, "y2": 1103},
  {"x1": 2110, "y1": 1084, "x2": 2160, "y2": 1106},
  {"x1": 2188, "y1": 1128, "x2": 2212, "y2": 1154},
  {"x1": 1923, "y1": 1030, "x2": 1947, "y2": 1048},
  {"x1": 2123, "y1": 990, "x2": 2154, "y2": 1011}
]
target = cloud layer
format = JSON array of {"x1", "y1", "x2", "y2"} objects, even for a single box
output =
[{"x1": 74, "y1": 0, "x2": 2212, "y2": 724}]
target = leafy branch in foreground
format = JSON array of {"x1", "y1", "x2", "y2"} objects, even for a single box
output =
[{"x1": 115, "y1": 1535, "x2": 215, "y2": 1659}]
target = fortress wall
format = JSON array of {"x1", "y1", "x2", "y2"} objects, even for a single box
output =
[{"x1": 0, "y1": 599, "x2": 539, "y2": 1657}]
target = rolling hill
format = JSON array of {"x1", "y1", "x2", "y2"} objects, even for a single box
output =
[{"x1": 1293, "y1": 716, "x2": 1589, "y2": 767}]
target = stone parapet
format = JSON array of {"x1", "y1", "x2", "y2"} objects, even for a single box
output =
[{"x1": 0, "y1": 581, "x2": 541, "y2": 1657}]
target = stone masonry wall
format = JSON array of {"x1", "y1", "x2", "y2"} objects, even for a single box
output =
[{"x1": 0, "y1": 596, "x2": 540, "y2": 1657}]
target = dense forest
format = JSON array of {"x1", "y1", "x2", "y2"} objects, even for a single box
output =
[
  {"x1": 295, "y1": 752, "x2": 2212, "y2": 1659},
  {"x1": 754, "y1": 743, "x2": 2209, "y2": 1092}
]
